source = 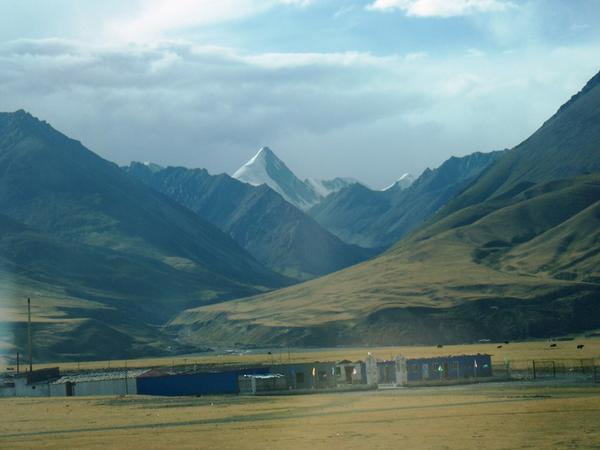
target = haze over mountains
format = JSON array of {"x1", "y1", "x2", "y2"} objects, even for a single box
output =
[{"x1": 1, "y1": 71, "x2": 599, "y2": 362}]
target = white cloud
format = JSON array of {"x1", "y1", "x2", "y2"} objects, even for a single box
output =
[
  {"x1": 0, "y1": 38, "x2": 598, "y2": 187},
  {"x1": 366, "y1": 0, "x2": 515, "y2": 17},
  {"x1": 107, "y1": 0, "x2": 313, "y2": 43}
]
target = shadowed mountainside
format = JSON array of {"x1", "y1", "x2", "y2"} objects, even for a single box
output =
[
  {"x1": 309, "y1": 150, "x2": 505, "y2": 248},
  {"x1": 0, "y1": 111, "x2": 287, "y2": 360},
  {"x1": 124, "y1": 164, "x2": 375, "y2": 280}
]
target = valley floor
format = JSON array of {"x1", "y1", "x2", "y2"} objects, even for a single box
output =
[{"x1": 0, "y1": 382, "x2": 599, "y2": 449}]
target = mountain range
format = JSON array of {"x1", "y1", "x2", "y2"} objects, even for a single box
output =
[
  {"x1": 124, "y1": 162, "x2": 374, "y2": 280},
  {"x1": 232, "y1": 147, "x2": 358, "y2": 210},
  {"x1": 309, "y1": 150, "x2": 505, "y2": 248},
  {"x1": 1, "y1": 70, "x2": 599, "y2": 361},
  {"x1": 0, "y1": 111, "x2": 286, "y2": 359},
  {"x1": 169, "y1": 71, "x2": 600, "y2": 348}
]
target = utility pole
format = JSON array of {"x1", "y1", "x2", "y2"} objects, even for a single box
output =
[{"x1": 27, "y1": 297, "x2": 33, "y2": 372}]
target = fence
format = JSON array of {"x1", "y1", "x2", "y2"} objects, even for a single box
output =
[{"x1": 505, "y1": 358, "x2": 599, "y2": 381}]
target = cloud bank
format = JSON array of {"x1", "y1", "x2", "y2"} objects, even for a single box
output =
[
  {"x1": 107, "y1": 0, "x2": 314, "y2": 43},
  {"x1": 0, "y1": 1, "x2": 599, "y2": 187},
  {"x1": 367, "y1": 0, "x2": 515, "y2": 17}
]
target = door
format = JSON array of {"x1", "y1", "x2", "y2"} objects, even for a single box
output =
[{"x1": 344, "y1": 366, "x2": 353, "y2": 383}]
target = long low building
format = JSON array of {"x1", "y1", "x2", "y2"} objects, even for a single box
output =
[
  {"x1": 0, "y1": 353, "x2": 494, "y2": 398},
  {"x1": 405, "y1": 354, "x2": 493, "y2": 383},
  {"x1": 136, "y1": 367, "x2": 271, "y2": 396},
  {"x1": 50, "y1": 370, "x2": 145, "y2": 397},
  {"x1": 367, "y1": 354, "x2": 494, "y2": 386}
]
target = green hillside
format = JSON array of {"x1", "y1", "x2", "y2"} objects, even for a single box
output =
[{"x1": 442, "y1": 70, "x2": 600, "y2": 215}]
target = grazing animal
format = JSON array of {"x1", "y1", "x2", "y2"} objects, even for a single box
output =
[
  {"x1": 577, "y1": 344, "x2": 585, "y2": 349},
  {"x1": 497, "y1": 345, "x2": 503, "y2": 349},
  {"x1": 550, "y1": 343, "x2": 557, "y2": 348}
]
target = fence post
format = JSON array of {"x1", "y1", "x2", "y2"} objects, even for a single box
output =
[{"x1": 532, "y1": 360, "x2": 536, "y2": 380}]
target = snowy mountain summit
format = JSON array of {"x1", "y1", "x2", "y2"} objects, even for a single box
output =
[
  {"x1": 382, "y1": 173, "x2": 415, "y2": 191},
  {"x1": 233, "y1": 147, "x2": 320, "y2": 210},
  {"x1": 233, "y1": 147, "x2": 359, "y2": 210}
]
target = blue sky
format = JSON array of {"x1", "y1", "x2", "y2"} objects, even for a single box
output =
[{"x1": 0, "y1": 0, "x2": 599, "y2": 187}]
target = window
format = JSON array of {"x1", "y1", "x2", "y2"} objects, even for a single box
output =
[
  {"x1": 335, "y1": 367, "x2": 341, "y2": 376},
  {"x1": 296, "y1": 372, "x2": 305, "y2": 384}
]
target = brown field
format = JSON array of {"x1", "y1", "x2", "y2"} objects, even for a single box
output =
[
  {"x1": 7, "y1": 336, "x2": 599, "y2": 373},
  {"x1": 1, "y1": 383, "x2": 600, "y2": 449}
]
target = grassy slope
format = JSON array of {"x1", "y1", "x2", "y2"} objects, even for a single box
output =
[
  {"x1": 169, "y1": 73, "x2": 600, "y2": 347},
  {"x1": 170, "y1": 175, "x2": 600, "y2": 346},
  {"x1": 442, "y1": 71, "x2": 600, "y2": 214}
]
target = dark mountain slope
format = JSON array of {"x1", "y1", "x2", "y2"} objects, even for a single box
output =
[
  {"x1": 124, "y1": 164, "x2": 375, "y2": 280},
  {"x1": 443, "y1": 71, "x2": 600, "y2": 215},
  {"x1": 0, "y1": 111, "x2": 287, "y2": 360},
  {"x1": 0, "y1": 111, "x2": 283, "y2": 291},
  {"x1": 309, "y1": 150, "x2": 504, "y2": 248}
]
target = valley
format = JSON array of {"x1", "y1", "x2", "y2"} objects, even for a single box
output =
[{"x1": 1, "y1": 71, "x2": 599, "y2": 363}]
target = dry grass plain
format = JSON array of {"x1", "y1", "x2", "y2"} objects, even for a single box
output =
[
  {"x1": 10, "y1": 336, "x2": 600, "y2": 373},
  {"x1": 1, "y1": 383, "x2": 600, "y2": 449}
]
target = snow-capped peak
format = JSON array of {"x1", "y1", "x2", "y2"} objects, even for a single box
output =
[
  {"x1": 233, "y1": 146, "x2": 319, "y2": 210},
  {"x1": 232, "y1": 147, "x2": 285, "y2": 187},
  {"x1": 240, "y1": 147, "x2": 278, "y2": 170},
  {"x1": 382, "y1": 173, "x2": 415, "y2": 191}
]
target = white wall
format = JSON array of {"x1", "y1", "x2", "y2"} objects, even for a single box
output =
[
  {"x1": 72, "y1": 378, "x2": 137, "y2": 397},
  {"x1": 365, "y1": 354, "x2": 378, "y2": 387},
  {"x1": 50, "y1": 383, "x2": 67, "y2": 397},
  {"x1": 395, "y1": 356, "x2": 408, "y2": 387},
  {"x1": 14, "y1": 378, "x2": 50, "y2": 397}
]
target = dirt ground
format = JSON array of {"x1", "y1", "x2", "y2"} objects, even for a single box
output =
[{"x1": 1, "y1": 382, "x2": 599, "y2": 449}]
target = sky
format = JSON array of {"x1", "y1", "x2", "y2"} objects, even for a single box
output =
[{"x1": 0, "y1": 0, "x2": 599, "y2": 188}]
